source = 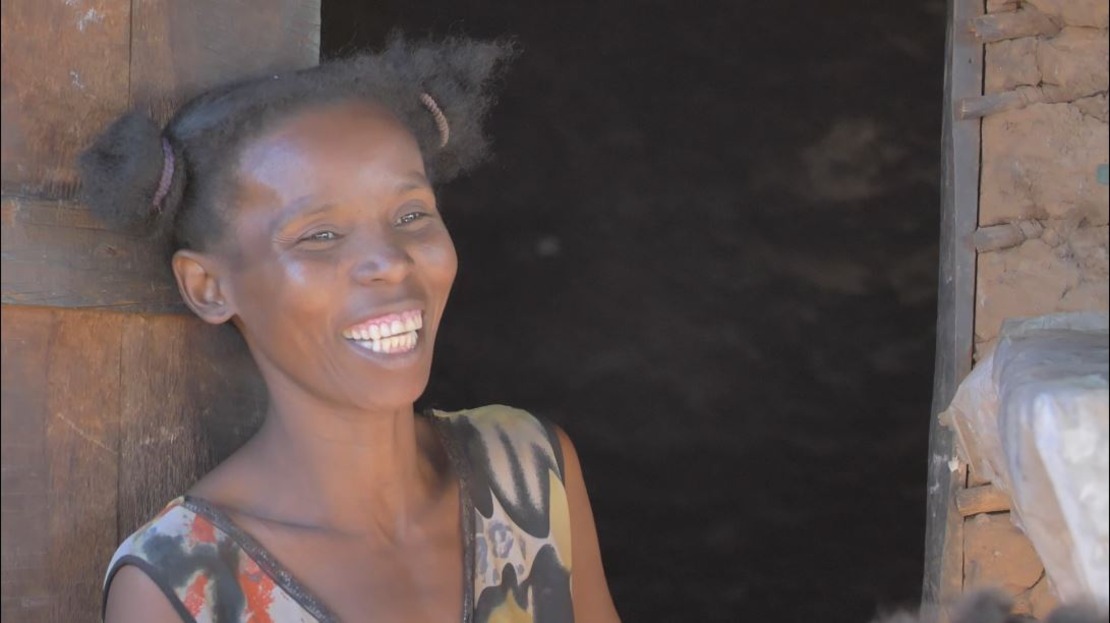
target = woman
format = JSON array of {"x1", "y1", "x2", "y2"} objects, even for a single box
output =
[{"x1": 83, "y1": 37, "x2": 620, "y2": 623}]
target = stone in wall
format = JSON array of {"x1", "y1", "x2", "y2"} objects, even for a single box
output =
[
  {"x1": 1074, "y1": 93, "x2": 1107, "y2": 123},
  {"x1": 985, "y1": 37, "x2": 1041, "y2": 94},
  {"x1": 975, "y1": 225, "x2": 1109, "y2": 344},
  {"x1": 1037, "y1": 27, "x2": 1110, "y2": 101},
  {"x1": 980, "y1": 103, "x2": 1109, "y2": 226},
  {"x1": 964, "y1": 512, "x2": 1045, "y2": 595},
  {"x1": 1024, "y1": 0, "x2": 1109, "y2": 29}
]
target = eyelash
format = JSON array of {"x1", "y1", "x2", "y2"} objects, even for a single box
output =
[
  {"x1": 396, "y1": 211, "x2": 429, "y2": 226},
  {"x1": 293, "y1": 208, "x2": 432, "y2": 244},
  {"x1": 301, "y1": 230, "x2": 339, "y2": 242}
]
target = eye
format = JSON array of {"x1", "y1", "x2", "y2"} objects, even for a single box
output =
[
  {"x1": 299, "y1": 230, "x2": 340, "y2": 243},
  {"x1": 395, "y1": 211, "x2": 430, "y2": 226}
]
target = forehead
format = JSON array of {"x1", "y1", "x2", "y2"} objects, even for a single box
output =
[{"x1": 235, "y1": 101, "x2": 426, "y2": 202}]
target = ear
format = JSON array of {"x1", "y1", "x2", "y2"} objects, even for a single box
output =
[{"x1": 171, "y1": 250, "x2": 235, "y2": 324}]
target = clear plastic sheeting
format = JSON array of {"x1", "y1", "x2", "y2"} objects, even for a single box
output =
[{"x1": 944, "y1": 312, "x2": 1109, "y2": 609}]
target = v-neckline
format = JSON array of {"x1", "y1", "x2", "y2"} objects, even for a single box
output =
[{"x1": 182, "y1": 411, "x2": 475, "y2": 623}]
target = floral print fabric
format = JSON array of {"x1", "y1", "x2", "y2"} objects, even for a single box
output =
[{"x1": 102, "y1": 406, "x2": 573, "y2": 622}]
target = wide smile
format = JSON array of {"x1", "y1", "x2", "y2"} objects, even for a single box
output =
[{"x1": 341, "y1": 309, "x2": 424, "y2": 355}]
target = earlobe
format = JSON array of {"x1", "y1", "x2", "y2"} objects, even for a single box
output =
[{"x1": 171, "y1": 250, "x2": 235, "y2": 324}]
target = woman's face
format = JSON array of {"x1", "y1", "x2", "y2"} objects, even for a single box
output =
[{"x1": 214, "y1": 101, "x2": 457, "y2": 412}]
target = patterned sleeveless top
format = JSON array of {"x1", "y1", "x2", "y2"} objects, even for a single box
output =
[{"x1": 103, "y1": 406, "x2": 574, "y2": 622}]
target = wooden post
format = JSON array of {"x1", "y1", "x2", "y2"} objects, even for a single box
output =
[
  {"x1": 0, "y1": 2, "x2": 318, "y2": 619},
  {"x1": 923, "y1": 0, "x2": 982, "y2": 616}
]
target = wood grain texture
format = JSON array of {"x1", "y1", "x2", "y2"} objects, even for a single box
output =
[
  {"x1": 117, "y1": 315, "x2": 265, "y2": 536},
  {"x1": 2, "y1": 307, "x2": 266, "y2": 619},
  {"x1": 1, "y1": 307, "x2": 53, "y2": 620},
  {"x1": 1, "y1": 307, "x2": 123, "y2": 621},
  {"x1": 43, "y1": 310, "x2": 123, "y2": 620},
  {"x1": 956, "y1": 484, "x2": 1012, "y2": 516},
  {"x1": 1, "y1": 1, "x2": 312, "y2": 616},
  {"x1": 1, "y1": 198, "x2": 184, "y2": 312},
  {"x1": 924, "y1": 0, "x2": 983, "y2": 613},
  {"x1": 2, "y1": 0, "x2": 321, "y2": 311},
  {"x1": 0, "y1": 0, "x2": 131, "y2": 200},
  {"x1": 130, "y1": 0, "x2": 321, "y2": 123}
]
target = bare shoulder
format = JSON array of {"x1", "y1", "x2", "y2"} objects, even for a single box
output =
[
  {"x1": 551, "y1": 425, "x2": 622, "y2": 623},
  {"x1": 103, "y1": 565, "x2": 184, "y2": 623},
  {"x1": 185, "y1": 434, "x2": 262, "y2": 506}
]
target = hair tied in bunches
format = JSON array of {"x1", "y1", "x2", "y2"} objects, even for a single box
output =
[
  {"x1": 152, "y1": 138, "x2": 175, "y2": 211},
  {"x1": 420, "y1": 92, "x2": 450, "y2": 148}
]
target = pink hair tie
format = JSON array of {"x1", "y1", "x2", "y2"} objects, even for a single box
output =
[
  {"x1": 420, "y1": 92, "x2": 450, "y2": 148},
  {"x1": 152, "y1": 138, "x2": 175, "y2": 210}
]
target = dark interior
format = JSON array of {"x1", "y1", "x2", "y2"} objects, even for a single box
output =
[{"x1": 321, "y1": 2, "x2": 946, "y2": 620}]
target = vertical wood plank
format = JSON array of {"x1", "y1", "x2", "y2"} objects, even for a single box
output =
[
  {"x1": 0, "y1": 0, "x2": 131, "y2": 199},
  {"x1": 43, "y1": 309, "x2": 123, "y2": 620},
  {"x1": 1, "y1": 307, "x2": 124, "y2": 621},
  {"x1": 118, "y1": 316, "x2": 266, "y2": 535},
  {"x1": 924, "y1": 0, "x2": 983, "y2": 613},
  {"x1": 130, "y1": 0, "x2": 321, "y2": 123},
  {"x1": 118, "y1": 315, "x2": 205, "y2": 534},
  {"x1": 1, "y1": 307, "x2": 54, "y2": 620}
]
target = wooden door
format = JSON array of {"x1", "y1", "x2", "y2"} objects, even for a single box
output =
[{"x1": 1, "y1": 2, "x2": 319, "y2": 619}]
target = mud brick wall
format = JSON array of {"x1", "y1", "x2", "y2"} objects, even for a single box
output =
[
  {"x1": 975, "y1": 0, "x2": 1109, "y2": 352},
  {"x1": 958, "y1": 0, "x2": 1108, "y2": 616}
]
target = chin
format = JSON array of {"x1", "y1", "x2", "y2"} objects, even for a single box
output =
[{"x1": 352, "y1": 376, "x2": 431, "y2": 412}]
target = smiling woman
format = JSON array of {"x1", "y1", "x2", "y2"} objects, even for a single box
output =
[{"x1": 79, "y1": 37, "x2": 620, "y2": 623}]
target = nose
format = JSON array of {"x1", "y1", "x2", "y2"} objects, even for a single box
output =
[{"x1": 350, "y1": 229, "x2": 414, "y2": 285}]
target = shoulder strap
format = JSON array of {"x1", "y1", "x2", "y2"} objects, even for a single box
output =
[
  {"x1": 432, "y1": 405, "x2": 575, "y2": 622},
  {"x1": 103, "y1": 499, "x2": 321, "y2": 623}
]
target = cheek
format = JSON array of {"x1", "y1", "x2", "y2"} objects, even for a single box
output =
[
  {"x1": 418, "y1": 233, "x2": 458, "y2": 294},
  {"x1": 232, "y1": 257, "x2": 332, "y2": 323}
]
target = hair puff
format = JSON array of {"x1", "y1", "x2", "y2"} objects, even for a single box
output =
[{"x1": 77, "y1": 111, "x2": 183, "y2": 233}]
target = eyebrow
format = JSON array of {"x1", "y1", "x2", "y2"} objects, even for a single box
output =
[
  {"x1": 395, "y1": 172, "x2": 432, "y2": 194},
  {"x1": 272, "y1": 196, "x2": 334, "y2": 233}
]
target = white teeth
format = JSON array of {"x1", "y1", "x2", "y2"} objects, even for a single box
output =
[
  {"x1": 345, "y1": 311, "x2": 424, "y2": 351},
  {"x1": 352, "y1": 330, "x2": 419, "y2": 355}
]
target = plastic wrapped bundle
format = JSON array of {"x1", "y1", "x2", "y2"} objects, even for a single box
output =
[{"x1": 945, "y1": 312, "x2": 1109, "y2": 610}]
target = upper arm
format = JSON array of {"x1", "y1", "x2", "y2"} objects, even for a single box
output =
[
  {"x1": 103, "y1": 565, "x2": 185, "y2": 623},
  {"x1": 554, "y1": 425, "x2": 622, "y2": 623}
]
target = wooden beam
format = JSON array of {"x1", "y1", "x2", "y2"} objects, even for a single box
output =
[
  {"x1": 924, "y1": 0, "x2": 983, "y2": 613},
  {"x1": 969, "y1": 7, "x2": 1060, "y2": 43},
  {"x1": 1, "y1": 198, "x2": 185, "y2": 313},
  {"x1": 956, "y1": 484, "x2": 1012, "y2": 516}
]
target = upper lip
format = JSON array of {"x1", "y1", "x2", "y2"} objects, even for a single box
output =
[{"x1": 343, "y1": 300, "x2": 426, "y2": 331}]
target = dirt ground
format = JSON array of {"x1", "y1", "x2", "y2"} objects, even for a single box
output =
[{"x1": 324, "y1": 1, "x2": 947, "y2": 620}]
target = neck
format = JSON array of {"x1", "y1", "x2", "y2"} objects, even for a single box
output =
[{"x1": 245, "y1": 391, "x2": 444, "y2": 539}]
